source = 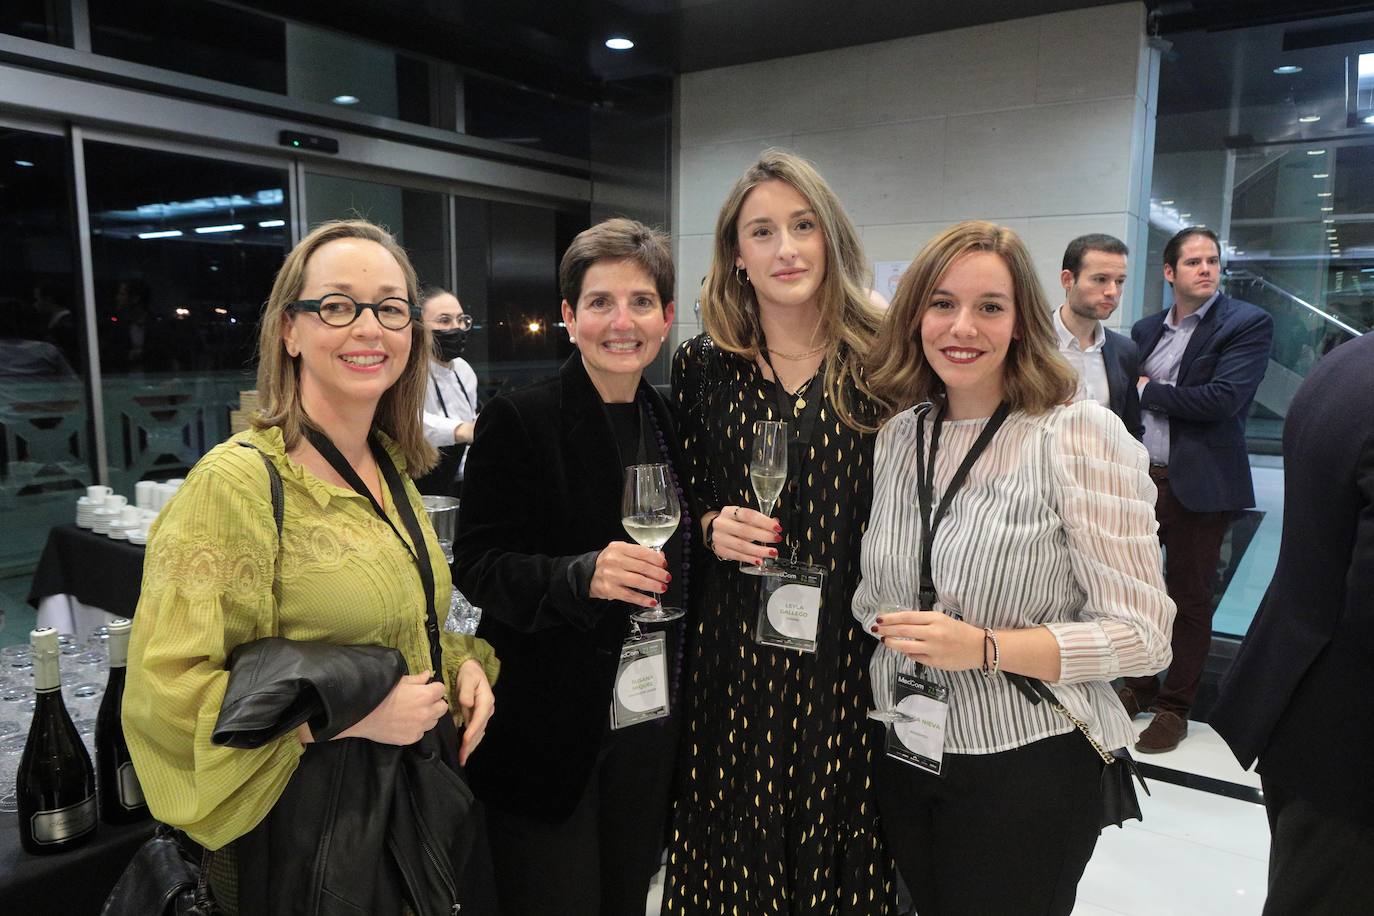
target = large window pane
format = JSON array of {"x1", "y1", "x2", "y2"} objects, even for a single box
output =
[
  {"x1": 0, "y1": 129, "x2": 87, "y2": 574},
  {"x1": 88, "y1": 0, "x2": 445, "y2": 127},
  {"x1": 303, "y1": 173, "x2": 450, "y2": 289},
  {"x1": 84, "y1": 141, "x2": 289, "y2": 495},
  {"x1": 0, "y1": 0, "x2": 72, "y2": 46},
  {"x1": 452, "y1": 196, "x2": 587, "y2": 398}
]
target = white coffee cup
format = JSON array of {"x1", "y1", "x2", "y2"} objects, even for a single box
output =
[
  {"x1": 105, "y1": 494, "x2": 128, "y2": 510},
  {"x1": 135, "y1": 480, "x2": 157, "y2": 509},
  {"x1": 86, "y1": 485, "x2": 112, "y2": 502},
  {"x1": 121, "y1": 506, "x2": 142, "y2": 527}
]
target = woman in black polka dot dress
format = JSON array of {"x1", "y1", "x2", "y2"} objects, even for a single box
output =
[{"x1": 664, "y1": 149, "x2": 898, "y2": 915}]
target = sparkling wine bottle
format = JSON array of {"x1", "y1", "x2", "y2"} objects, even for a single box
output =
[
  {"x1": 17, "y1": 627, "x2": 97, "y2": 854},
  {"x1": 96, "y1": 618, "x2": 148, "y2": 824}
]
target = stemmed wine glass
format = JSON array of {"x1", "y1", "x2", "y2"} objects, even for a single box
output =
[
  {"x1": 867, "y1": 603, "x2": 916, "y2": 722},
  {"x1": 741, "y1": 420, "x2": 788, "y2": 576},
  {"x1": 621, "y1": 463, "x2": 684, "y2": 623}
]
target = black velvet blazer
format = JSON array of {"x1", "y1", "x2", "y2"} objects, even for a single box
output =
[{"x1": 453, "y1": 353, "x2": 687, "y2": 819}]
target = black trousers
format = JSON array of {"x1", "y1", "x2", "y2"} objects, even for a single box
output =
[
  {"x1": 1261, "y1": 776, "x2": 1374, "y2": 916},
  {"x1": 876, "y1": 731, "x2": 1102, "y2": 916},
  {"x1": 484, "y1": 715, "x2": 679, "y2": 916}
]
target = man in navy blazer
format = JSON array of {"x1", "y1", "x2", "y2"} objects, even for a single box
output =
[
  {"x1": 1121, "y1": 226, "x2": 1274, "y2": 753},
  {"x1": 1209, "y1": 331, "x2": 1373, "y2": 914},
  {"x1": 1055, "y1": 233, "x2": 1143, "y2": 438}
]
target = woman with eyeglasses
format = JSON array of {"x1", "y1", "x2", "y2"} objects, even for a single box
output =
[
  {"x1": 122, "y1": 220, "x2": 498, "y2": 914},
  {"x1": 417, "y1": 285, "x2": 480, "y2": 497}
]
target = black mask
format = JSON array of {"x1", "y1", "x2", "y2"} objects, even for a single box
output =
[{"x1": 433, "y1": 327, "x2": 469, "y2": 362}]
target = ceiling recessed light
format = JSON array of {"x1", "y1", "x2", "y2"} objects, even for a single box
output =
[
  {"x1": 14, "y1": 159, "x2": 34, "y2": 167},
  {"x1": 1308, "y1": 149, "x2": 1326, "y2": 156},
  {"x1": 1299, "y1": 115, "x2": 1322, "y2": 123},
  {"x1": 1322, "y1": 206, "x2": 1335, "y2": 211},
  {"x1": 1318, "y1": 192, "x2": 1333, "y2": 197},
  {"x1": 194, "y1": 223, "x2": 245, "y2": 234},
  {"x1": 1160, "y1": 199, "x2": 1175, "y2": 205},
  {"x1": 332, "y1": 95, "x2": 360, "y2": 105},
  {"x1": 1273, "y1": 65, "x2": 1303, "y2": 75},
  {"x1": 1313, "y1": 172, "x2": 1330, "y2": 178},
  {"x1": 137, "y1": 230, "x2": 183, "y2": 240},
  {"x1": 258, "y1": 219, "x2": 286, "y2": 228},
  {"x1": 605, "y1": 37, "x2": 634, "y2": 51}
]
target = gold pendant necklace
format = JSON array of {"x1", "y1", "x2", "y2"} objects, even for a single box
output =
[
  {"x1": 769, "y1": 343, "x2": 826, "y2": 360},
  {"x1": 792, "y1": 375, "x2": 818, "y2": 413}
]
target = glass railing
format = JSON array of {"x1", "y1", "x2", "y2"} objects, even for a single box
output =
[{"x1": 1223, "y1": 269, "x2": 1364, "y2": 451}]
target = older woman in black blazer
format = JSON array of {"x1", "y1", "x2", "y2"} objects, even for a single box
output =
[{"x1": 453, "y1": 218, "x2": 686, "y2": 916}]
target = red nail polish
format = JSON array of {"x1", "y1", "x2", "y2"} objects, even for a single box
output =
[
  {"x1": 666, "y1": 573, "x2": 672, "y2": 582},
  {"x1": 875, "y1": 617, "x2": 884, "y2": 625},
  {"x1": 755, "y1": 559, "x2": 764, "y2": 566},
  {"x1": 661, "y1": 584, "x2": 668, "y2": 593},
  {"x1": 870, "y1": 625, "x2": 878, "y2": 633},
  {"x1": 770, "y1": 549, "x2": 778, "y2": 557},
  {"x1": 774, "y1": 524, "x2": 782, "y2": 534}
]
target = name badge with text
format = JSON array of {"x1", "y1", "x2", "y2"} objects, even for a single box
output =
[
  {"x1": 610, "y1": 631, "x2": 670, "y2": 730},
  {"x1": 884, "y1": 671, "x2": 950, "y2": 776},
  {"x1": 755, "y1": 560, "x2": 826, "y2": 654}
]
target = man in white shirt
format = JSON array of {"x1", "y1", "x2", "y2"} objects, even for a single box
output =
[
  {"x1": 1056, "y1": 234, "x2": 1143, "y2": 438},
  {"x1": 417, "y1": 286, "x2": 480, "y2": 496}
]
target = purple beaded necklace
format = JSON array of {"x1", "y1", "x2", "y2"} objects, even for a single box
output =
[{"x1": 638, "y1": 389, "x2": 688, "y2": 698}]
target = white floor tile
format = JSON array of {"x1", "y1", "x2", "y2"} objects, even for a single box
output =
[
  {"x1": 1132, "y1": 717, "x2": 1262, "y2": 790},
  {"x1": 1077, "y1": 818, "x2": 1267, "y2": 916},
  {"x1": 1129, "y1": 781, "x2": 1269, "y2": 862}
]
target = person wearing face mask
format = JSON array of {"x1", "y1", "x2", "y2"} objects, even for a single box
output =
[{"x1": 418, "y1": 286, "x2": 480, "y2": 497}]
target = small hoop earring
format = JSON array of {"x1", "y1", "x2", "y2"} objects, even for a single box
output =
[{"x1": 734, "y1": 267, "x2": 750, "y2": 286}]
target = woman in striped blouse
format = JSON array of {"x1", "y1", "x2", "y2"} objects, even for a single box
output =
[{"x1": 854, "y1": 220, "x2": 1175, "y2": 916}]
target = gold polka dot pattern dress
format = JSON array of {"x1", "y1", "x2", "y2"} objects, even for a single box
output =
[{"x1": 663, "y1": 334, "x2": 898, "y2": 915}]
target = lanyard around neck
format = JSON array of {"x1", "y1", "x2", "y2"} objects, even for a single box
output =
[
  {"x1": 759, "y1": 346, "x2": 825, "y2": 562},
  {"x1": 432, "y1": 369, "x2": 474, "y2": 419},
  {"x1": 303, "y1": 426, "x2": 445, "y2": 684},
  {"x1": 913, "y1": 400, "x2": 1012, "y2": 611}
]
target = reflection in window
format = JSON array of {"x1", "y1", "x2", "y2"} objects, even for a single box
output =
[
  {"x1": 0, "y1": 129, "x2": 86, "y2": 571},
  {"x1": 0, "y1": 0, "x2": 72, "y2": 46},
  {"x1": 84, "y1": 141, "x2": 289, "y2": 493},
  {"x1": 303, "y1": 173, "x2": 450, "y2": 289},
  {"x1": 88, "y1": 0, "x2": 444, "y2": 127}
]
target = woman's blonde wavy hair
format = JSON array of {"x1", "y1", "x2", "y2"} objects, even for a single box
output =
[
  {"x1": 699, "y1": 148, "x2": 882, "y2": 431},
  {"x1": 251, "y1": 219, "x2": 437, "y2": 475},
  {"x1": 866, "y1": 220, "x2": 1076, "y2": 421}
]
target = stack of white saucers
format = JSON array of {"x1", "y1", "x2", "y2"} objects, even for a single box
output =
[
  {"x1": 76, "y1": 497, "x2": 99, "y2": 529},
  {"x1": 127, "y1": 528, "x2": 149, "y2": 546},
  {"x1": 91, "y1": 508, "x2": 118, "y2": 535}
]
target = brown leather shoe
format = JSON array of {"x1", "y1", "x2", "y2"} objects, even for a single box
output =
[
  {"x1": 1116, "y1": 687, "x2": 1143, "y2": 719},
  {"x1": 1135, "y1": 710, "x2": 1188, "y2": 753}
]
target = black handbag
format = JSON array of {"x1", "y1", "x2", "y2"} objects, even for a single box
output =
[
  {"x1": 1012, "y1": 674, "x2": 1149, "y2": 830},
  {"x1": 99, "y1": 824, "x2": 220, "y2": 916}
]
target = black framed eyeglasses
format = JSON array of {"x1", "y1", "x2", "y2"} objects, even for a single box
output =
[{"x1": 288, "y1": 293, "x2": 420, "y2": 330}]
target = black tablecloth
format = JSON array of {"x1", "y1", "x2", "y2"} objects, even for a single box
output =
[
  {"x1": 27, "y1": 525, "x2": 146, "y2": 620},
  {"x1": 0, "y1": 812, "x2": 155, "y2": 913}
]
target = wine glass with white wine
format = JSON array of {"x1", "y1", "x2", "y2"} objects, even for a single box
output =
[
  {"x1": 621, "y1": 463, "x2": 684, "y2": 623},
  {"x1": 741, "y1": 419, "x2": 788, "y2": 576}
]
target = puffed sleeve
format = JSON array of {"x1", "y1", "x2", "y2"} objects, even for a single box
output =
[
  {"x1": 1045, "y1": 401, "x2": 1176, "y2": 684},
  {"x1": 122, "y1": 443, "x2": 304, "y2": 851}
]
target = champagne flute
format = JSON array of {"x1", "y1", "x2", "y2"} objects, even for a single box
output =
[
  {"x1": 621, "y1": 464, "x2": 684, "y2": 623},
  {"x1": 741, "y1": 420, "x2": 788, "y2": 576}
]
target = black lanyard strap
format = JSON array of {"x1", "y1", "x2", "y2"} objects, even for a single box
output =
[
  {"x1": 304, "y1": 426, "x2": 446, "y2": 685},
  {"x1": 913, "y1": 400, "x2": 1012, "y2": 611},
  {"x1": 758, "y1": 346, "x2": 826, "y2": 561},
  {"x1": 431, "y1": 368, "x2": 474, "y2": 419}
]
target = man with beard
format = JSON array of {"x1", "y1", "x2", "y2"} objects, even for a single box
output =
[
  {"x1": 418, "y1": 286, "x2": 480, "y2": 496},
  {"x1": 1055, "y1": 233, "x2": 1143, "y2": 438}
]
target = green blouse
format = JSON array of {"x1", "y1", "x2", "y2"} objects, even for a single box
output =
[{"x1": 123, "y1": 425, "x2": 499, "y2": 850}]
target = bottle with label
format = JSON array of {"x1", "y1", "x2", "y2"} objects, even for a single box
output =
[
  {"x1": 17, "y1": 627, "x2": 98, "y2": 854},
  {"x1": 96, "y1": 618, "x2": 148, "y2": 824}
]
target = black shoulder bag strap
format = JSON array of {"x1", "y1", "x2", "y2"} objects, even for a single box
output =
[
  {"x1": 236, "y1": 442, "x2": 283, "y2": 539},
  {"x1": 303, "y1": 427, "x2": 446, "y2": 684}
]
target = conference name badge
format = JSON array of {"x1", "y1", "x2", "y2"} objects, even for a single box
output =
[
  {"x1": 754, "y1": 560, "x2": 826, "y2": 654},
  {"x1": 610, "y1": 631, "x2": 669, "y2": 730},
  {"x1": 884, "y1": 671, "x2": 950, "y2": 776}
]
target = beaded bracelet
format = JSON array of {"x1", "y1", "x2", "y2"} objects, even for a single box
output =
[{"x1": 981, "y1": 627, "x2": 1001, "y2": 679}]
